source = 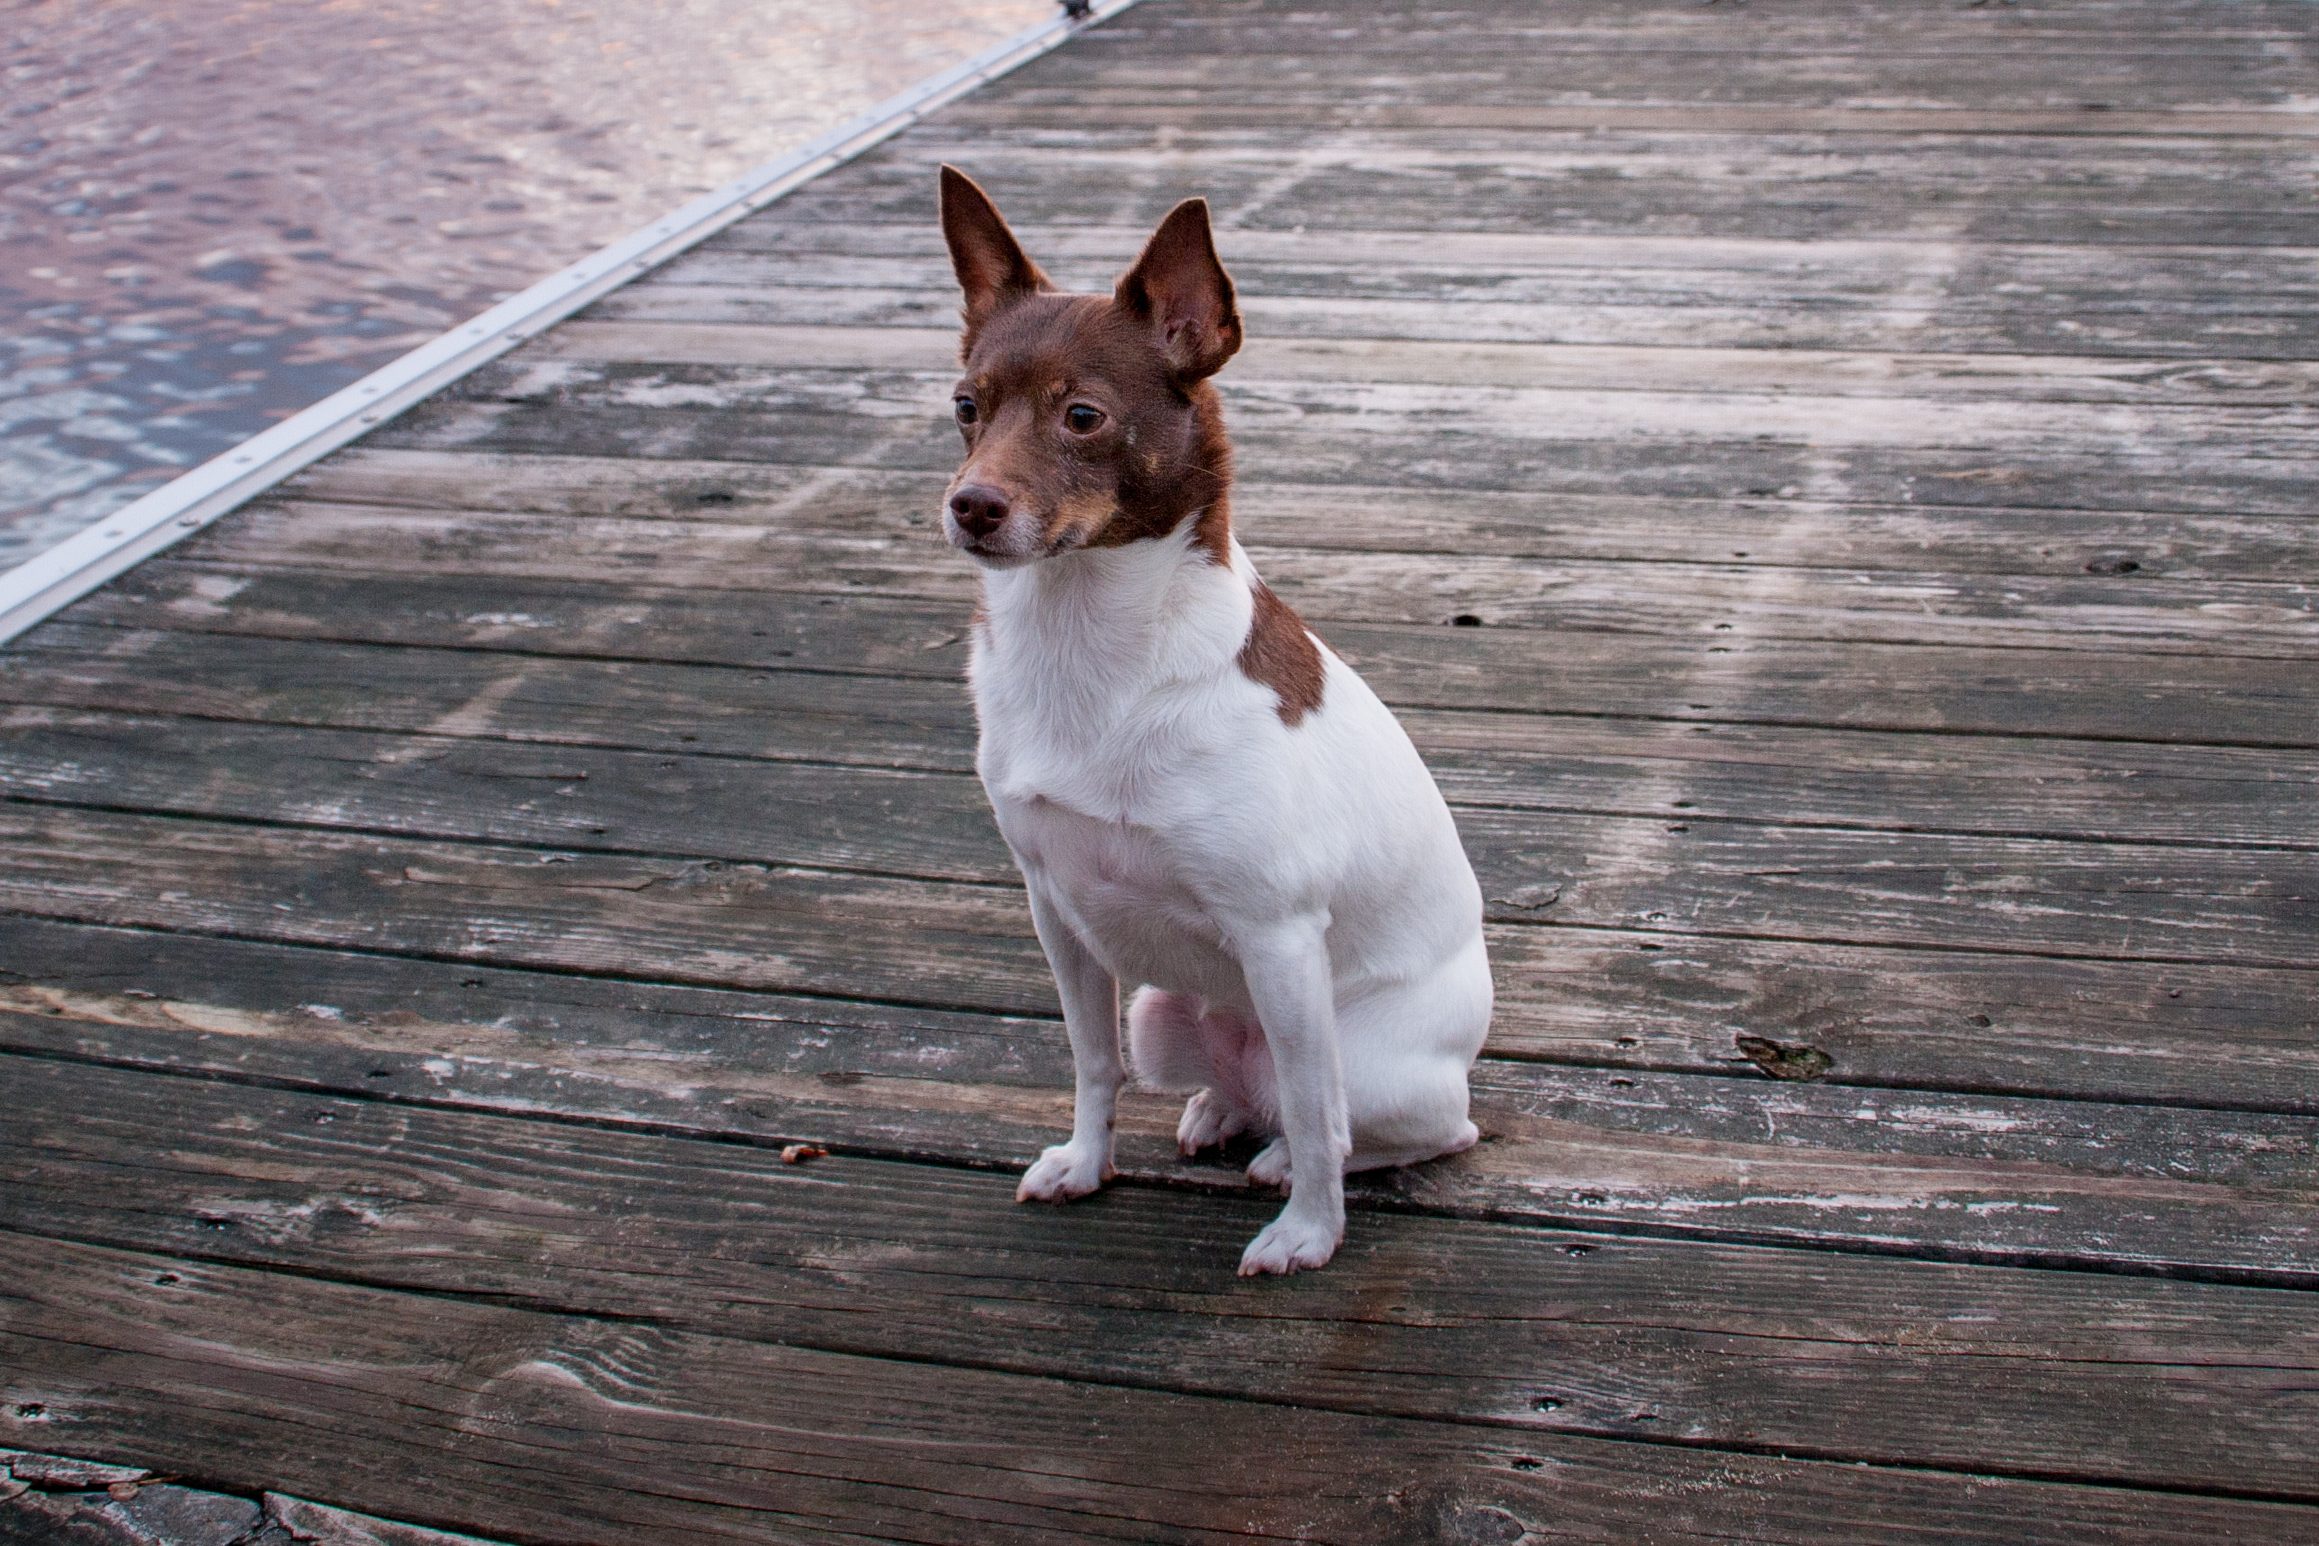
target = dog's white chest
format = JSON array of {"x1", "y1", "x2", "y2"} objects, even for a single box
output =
[
  {"x1": 990, "y1": 787, "x2": 1241, "y2": 999},
  {"x1": 966, "y1": 534, "x2": 1290, "y2": 1002}
]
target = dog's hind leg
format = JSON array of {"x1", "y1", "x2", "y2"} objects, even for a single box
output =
[
  {"x1": 1128, "y1": 987, "x2": 1273, "y2": 1155},
  {"x1": 1248, "y1": 1020, "x2": 1480, "y2": 1188},
  {"x1": 1339, "y1": 938, "x2": 1491, "y2": 1175}
]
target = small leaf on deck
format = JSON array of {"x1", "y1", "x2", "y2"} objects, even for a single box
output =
[
  {"x1": 1492, "y1": 882, "x2": 1561, "y2": 910},
  {"x1": 1736, "y1": 1034, "x2": 1834, "y2": 1082}
]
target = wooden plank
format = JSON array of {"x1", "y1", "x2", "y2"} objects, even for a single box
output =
[
  {"x1": 4, "y1": 691, "x2": 2315, "y2": 954},
  {"x1": 12, "y1": 676, "x2": 2315, "y2": 854},
  {"x1": 534, "y1": 319, "x2": 2319, "y2": 407},
  {"x1": 1059, "y1": 36, "x2": 2313, "y2": 78},
  {"x1": 0, "y1": 867, "x2": 2271, "y2": 1159},
  {"x1": 1002, "y1": 86, "x2": 2310, "y2": 142},
  {"x1": 286, "y1": 447, "x2": 2319, "y2": 585},
  {"x1": 11, "y1": 1237, "x2": 2313, "y2": 1546},
  {"x1": 28, "y1": 786, "x2": 2319, "y2": 1116},
  {"x1": 0, "y1": 707, "x2": 1018, "y2": 882},
  {"x1": 5, "y1": 1054, "x2": 2317, "y2": 1499},
  {"x1": 5, "y1": 856, "x2": 2313, "y2": 1113},
  {"x1": 954, "y1": 102, "x2": 2319, "y2": 139},
  {"x1": 1099, "y1": 0, "x2": 2311, "y2": 41},
  {"x1": 1465, "y1": 928, "x2": 2319, "y2": 1112},
  {"x1": 695, "y1": 218, "x2": 2319, "y2": 283},
  {"x1": 454, "y1": 352, "x2": 2319, "y2": 462},
  {"x1": 0, "y1": 941, "x2": 2313, "y2": 1281},
  {"x1": 175, "y1": 496, "x2": 2319, "y2": 658},
  {"x1": 45, "y1": 576, "x2": 2319, "y2": 748},
  {"x1": 677, "y1": 224, "x2": 2319, "y2": 360},
  {"x1": 1007, "y1": 58, "x2": 2319, "y2": 120},
  {"x1": 987, "y1": 35, "x2": 2319, "y2": 101},
  {"x1": 1094, "y1": 1, "x2": 2316, "y2": 41},
  {"x1": 380, "y1": 368, "x2": 2319, "y2": 519},
  {"x1": 690, "y1": 220, "x2": 2319, "y2": 288},
  {"x1": 1083, "y1": 3, "x2": 2317, "y2": 61},
  {"x1": 770, "y1": 127, "x2": 2319, "y2": 246},
  {"x1": 0, "y1": 624, "x2": 981, "y2": 767},
  {"x1": 5, "y1": 709, "x2": 2313, "y2": 1113},
  {"x1": 618, "y1": 269, "x2": 2319, "y2": 363},
  {"x1": 1, "y1": 749, "x2": 2309, "y2": 971}
]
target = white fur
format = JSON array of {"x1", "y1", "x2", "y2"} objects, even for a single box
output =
[{"x1": 970, "y1": 520, "x2": 1491, "y2": 1276}]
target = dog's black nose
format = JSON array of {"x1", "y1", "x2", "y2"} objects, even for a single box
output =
[{"x1": 949, "y1": 484, "x2": 1010, "y2": 538}]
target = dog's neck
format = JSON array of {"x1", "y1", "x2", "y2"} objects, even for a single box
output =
[{"x1": 971, "y1": 510, "x2": 1255, "y2": 737}]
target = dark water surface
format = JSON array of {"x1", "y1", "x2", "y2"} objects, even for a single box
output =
[{"x1": 0, "y1": 0, "x2": 1047, "y2": 565}]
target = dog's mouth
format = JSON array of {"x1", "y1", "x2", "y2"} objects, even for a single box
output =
[{"x1": 943, "y1": 507, "x2": 1101, "y2": 563}]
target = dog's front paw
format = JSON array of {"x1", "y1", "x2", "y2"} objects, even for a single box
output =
[
  {"x1": 1015, "y1": 1140, "x2": 1115, "y2": 1203},
  {"x1": 1238, "y1": 1206, "x2": 1342, "y2": 1277}
]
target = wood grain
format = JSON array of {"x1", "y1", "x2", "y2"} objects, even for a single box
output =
[
  {"x1": 3, "y1": 1054, "x2": 2314, "y2": 1499},
  {"x1": 13, "y1": 1234, "x2": 2314, "y2": 1545},
  {"x1": 537, "y1": 319, "x2": 2319, "y2": 407},
  {"x1": 675, "y1": 224, "x2": 2319, "y2": 361},
  {"x1": 4, "y1": 852, "x2": 2312, "y2": 1111},
  {"x1": 771, "y1": 125, "x2": 2319, "y2": 246},
  {"x1": 6, "y1": 705, "x2": 2314, "y2": 1110},
  {"x1": 378, "y1": 365, "x2": 2319, "y2": 520},
  {"x1": 12, "y1": 680, "x2": 2316, "y2": 852},
  {"x1": 172, "y1": 494, "x2": 2319, "y2": 658},
  {"x1": 2, "y1": 0, "x2": 2315, "y2": 1529},
  {"x1": 34, "y1": 576, "x2": 2319, "y2": 753},
  {"x1": 2, "y1": 747, "x2": 2310, "y2": 983},
  {"x1": 285, "y1": 447, "x2": 2319, "y2": 584},
  {"x1": 619, "y1": 268, "x2": 2319, "y2": 363},
  {"x1": 1, "y1": 910, "x2": 2312, "y2": 1279}
]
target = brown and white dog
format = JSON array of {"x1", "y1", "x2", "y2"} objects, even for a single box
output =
[{"x1": 937, "y1": 166, "x2": 1491, "y2": 1275}]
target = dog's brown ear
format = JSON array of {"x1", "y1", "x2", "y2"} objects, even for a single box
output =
[
  {"x1": 1115, "y1": 197, "x2": 1242, "y2": 382},
  {"x1": 940, "y1": 165, "x2": 1048, "y2": 342}
]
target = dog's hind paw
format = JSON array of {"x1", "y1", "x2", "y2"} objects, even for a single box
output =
[
  {"x1": 1178, "y1": 1088, "x2": 1250, "y2": 1155},
  {"x1": 1245, "y1": 1135, "x2": 1294, "y2": 1191},
  {"x1": 1238, "y1": 1206, "x2": 1341, "y2": 1276},
  {"x1": 1015, "y1": 1139, "x2": 1115, "y2": 1203}
]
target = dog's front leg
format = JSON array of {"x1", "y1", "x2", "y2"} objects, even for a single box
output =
[
  {"x1": 1015, "y1": 883, "x2": 1124, "y2": 1203},
  {"x1": 1235, "y1": 919, "x2": 1349, "y2": 1275}
]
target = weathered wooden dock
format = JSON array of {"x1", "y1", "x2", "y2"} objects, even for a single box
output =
[{"x1": 4, "y1": 0, "x2": 2317, "y2": 1539}]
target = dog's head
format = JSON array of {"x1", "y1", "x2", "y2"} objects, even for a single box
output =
[{"x1": 937, "y1": 165, "x2": 1241, "y2": 566}]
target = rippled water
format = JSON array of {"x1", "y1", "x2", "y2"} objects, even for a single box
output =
[{"x1": 0, "y1": 0, "x2": 1050, "y2": 565}]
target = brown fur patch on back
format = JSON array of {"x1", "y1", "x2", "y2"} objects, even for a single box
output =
[{"x1": 1238, "y1": 580, "x2": 1326, "y2": 726}]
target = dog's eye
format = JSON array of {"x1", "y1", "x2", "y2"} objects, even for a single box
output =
[
  {"x1": 953, "y1": 397, "x2": 978, "y2": 427},
  {"x1": 1064, "y1": 404, "x2": 1105, "y2": 434}
]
